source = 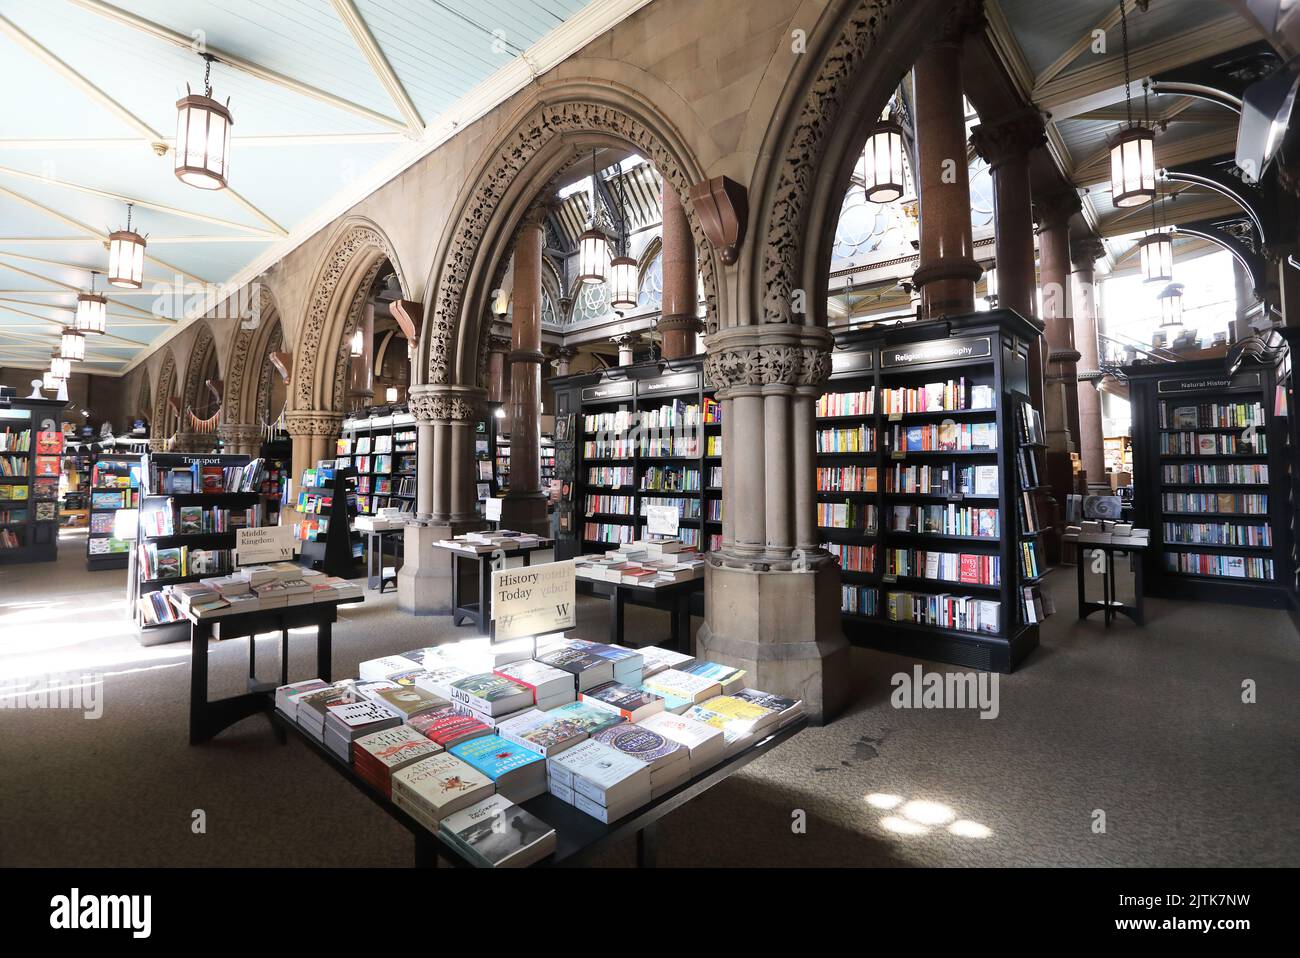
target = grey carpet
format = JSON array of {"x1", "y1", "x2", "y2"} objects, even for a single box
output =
[{"x1": 2, "y1": 532, "x2": 1297, "y2": 867}]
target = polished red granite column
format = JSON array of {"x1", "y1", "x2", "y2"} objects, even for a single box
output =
[
  {"x1": 659, "y1": 182, "x2": 700, "y2": 358},
  {"x1": 501, "y1": 208, "x2": 548, "y2": 534},
  {"x1": 1071, "y1": 236, "x2": 1108, "y2": 493}
]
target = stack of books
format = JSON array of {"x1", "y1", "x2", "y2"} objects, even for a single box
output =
[
  {"x1": 573, "y1": 538, "x2": 705, "y2": 587},
  {"x1": 409, "y1": 706, "x2": 493, "y2": 749},
  {"x1": 323, "y1": 700, "x2": 401, "y2": 761},
  {"x1": 639, "y1": 711, "x2": 726, "y2": 774},
  {"x1": 448, "y1": 734, "x2": 548, "y2": 803},
  {"x1": 685, "y1": 694, "x2": 783, "y2": 755},
  {"x1": 294, "y1": 682, "x2": 361, "y2": 742},
  {"x1": 547, "y1": 740, "x2": 652, "y2": 823},
  {"x1": 352, "y1": 725, "x2": 444, "y2": 796},
  {"x1": 592, "y1": 723, "x2": 690, "y2": 798},
  {"x1": 492, "y1": 659, "x2": 575, "y2": 710},
  {"x1": 391, "y1": 753, "x2": 494, "y2": 831},
  {"x1": 437, "y1": 794, "x2": 556, "y2": 868}
]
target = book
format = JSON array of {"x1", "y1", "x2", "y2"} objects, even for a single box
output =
[
  {"x1": 730, "y1": 688, "x2": 805, "y2": 727},
  {"x1": 684, "y1": 661, "x2": 748, "y2": 694},
  {"x1": 642, "y1": 668, "x2": 721, "y2": 705},
  {"x1": 409, "y1": 705, "x2": 493, "y2": 749},
  {"x1": 391, "y1": 754, "x2": 494, "y2": 827},
  {"x1": 639, "y1": 711, "x2": 726, "y2": 773},
  {"x1": 687, "y1": 694, "x2": 781, "y2": 744},
  {"x1": 323, "y1": 700, "x2": 402, "y2": 761},
  {"x1": 375, "y1": 685, "x2": 448, "y2": 722},
  {"x1": 548, "y1": 739, "x2": 652, "y2": 810},
  {"x1": 448, "y1": 673, "x2": 534, "y2": 717},
  {"x1": 591, "y1": 723, "x2": 689, "y2": 796},
  {"x1": 639, "y1": 645, "x2": 696, "y2": 677},
  {"x1": 580, "y1": 682, "x2": 666, "y2": 723},
  {"x1": 274, "y1": 678, "x2": 327, "y2": 719},
  {"x1": 493, "y1": 660, "x2": 575, "y2": 708},
  {"x1": 542, "y1": 700, "x2": 627, "y2": 736},
  {"x1": 352, "y1": 725, "x2": 444, "y2": 796},
  {"x1": 448, "y1": 734, "x2": 548, "y2": 803},
  {"x1": 438, "y1": 794, "x2": 556, "y2": 868},
  {"x1": 495, "y1": 708, "x2": 588, "y2": 757},
  {"x1": 535, "y1": 645, "x2": 614, "y2": 691}
]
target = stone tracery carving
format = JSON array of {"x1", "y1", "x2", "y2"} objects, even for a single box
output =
[
  {"x1": 153, "y1": 349, "x2": 177, "y2": 436},
  {"x1": 428, "y1": 100, "x2": 720, "y2": 386},
  {"x1": 223, "y1": 285, "x2": 276, "y2": 425},
  {"x1": 181, "y1": 324, "x2": 216, "y2": 416}
]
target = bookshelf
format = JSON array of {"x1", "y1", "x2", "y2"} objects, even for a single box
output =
[
  {"x1": 1126, "y1": 356, "x2": 1291, "y2": 610},
  {"x1": 474, "y1": 415, "x2": 500, "y2": 515},
  {"x1": 296, "y1": 461, "x2": 362, "y2": 577},
  {"x1": 0, "y1": 396, "x2": 64, "y2": 564},
  {"x1": 1274, "y1": 329, "x2": 1300, "y2": 635},
  {"x1": 336, "y1": 409, "x2": 417, "y2": 516},
  {"x1": 817, "y1": 310, "x2": 1047, "y2": 672},
  {"x1": 86, "y1": 451, "x2": 142, "y2": 570},
  {"x1": 128, "y1": 452, "x2": 269, "y2": 645}
]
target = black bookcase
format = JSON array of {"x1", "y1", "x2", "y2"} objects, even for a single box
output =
[
  {"x1": 0, "y1": 395, "x2": 64, "y2": 564},
  {"x1": 1125, "y1": 354, "x2": 1291, "y2": 610},
  {"x1": 296, "y1": 464, "x2": 361, "y2": 577},
  {"x1": 86, "y1": 451, "x2": 142, "y2": 570},
  {"x1": 129, "y1": 452, "x2": 263, "y2": 646},
  {"x1": 336, "y1": 409, "x2": 417, "y2": 516}
]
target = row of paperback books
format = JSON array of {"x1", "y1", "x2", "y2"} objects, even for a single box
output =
[
  {"x1": 143, "y1": 502, "x2": 260, "y2": 536},
  {"x1": 1162, "y1": 521, "x2": 1272, "y2": 547},
  {"x1": 641, "y1": 465, "x2": 700, "y2": 492},
  {"x1": 1162, "y1": 551, "x2": 1274, "y2": 580},
  {"x1": 1161, "y1": 492, "x2": 1268, "y2": 515},
  {"x1": 816, "y1": 425, "x2": 875, "y2": 453},
  {"x1": 879, "y1": 380, "x2": 995, "y2": 414},
  {"x1": 888, "y1": 504, "x2": 999, "y2": 538},
  {"x1": 1159, "y1": 431, "x2": 1266, "y2": 456},
  {"x1": 886, "y1": 463, "x2": 996, "y2": 496},
  {"x1": 137, "y1": 544, "x2": 234, "y2": 580},
  {"x1": 885, "y1": 590, "x2": 1001, "y2": 635},
  {"x1": 824, "y1": 541, "x2": 875, "y2": 572},
  {"x1": 817, "y1": 390, "x2": 873, "y2": 417},
  {"x1": 587, "y1": 466, "x2": 635, "y2": 487},
  {"x1": 1158, "y1": 400, "x2": 1263, "y2": 430},
  {"x1": 163, "y1": 562, "x2": 362, "y2": 618},
  {"x1": 818, "y1": 500, "x2": 875, "y2": 530},
  {"x1": 818, "y1": 465, "x2": 877, "y2": 492},
  {"x1": 146, "y1": 458, "x2": 272, "y2": 495},
  {"x1": 886, "y1": 421, "x2": 997, "y2": 453},
  {"x1": 1161, "y1": 463, "x2": 1268, "y2": 485},
  {"x1": 276, "y1": 633, "x2": 801, "y2": 860},
  {"x1": 575, "y1": 538, "x2": 704, "y2": 587},
  {"x1": 841, "y1": 584, "x2": 877, "y2": 615},
  {"x1": 883, "y1": 548, "x2": 1000, "y2": 586}
]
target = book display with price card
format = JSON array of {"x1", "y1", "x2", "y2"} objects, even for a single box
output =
[
  {"x1": 335, "y1": 409, "x2": 417, "y2": 517},
  {"x1": 0, "y1": 395, "x2": 65, "y2": 564},
  {"x1": 86, "y1": 450, "x2": 142, "y2": 570},
  {"x1": 128, "y1": 452, "x2": 269, "y2": 646},
  {"x1": 296, "y1": 460, "x2": 362, "y2": 577},
  {"x1": 1125, "y1": 353, "x2": 1292, "y2": 611},
  {"x1": 816, "y1": 309, "x2": 1050, "y2": 672}
]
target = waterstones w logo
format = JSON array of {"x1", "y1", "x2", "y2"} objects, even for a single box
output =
[
  {"x1": 890, "y1": 665, "x2": 1000, "y2": 719},
  {"x1": 50, "y1": 889, "x2": 151, "y2": 938}
]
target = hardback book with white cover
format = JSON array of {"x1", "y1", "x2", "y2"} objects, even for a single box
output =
[
  {"x1": 438, "y1": 794, "x2": 556, "y2": 868},
  {"x1": 580, "y1": 682, "x2": 666, "y2": 723},
  {"x1": 639, "y1": 645, "x2": 695, "y2": 677},
  {"x1": 573, "y1": 788, "x2": 645, "y2": 824},
  {"x1": 448, "y1": 701, "x2": 534, "y2": 730},
  {"x1": 638, "y1": 711, "x2": 726, "y2": 772},
  {"x1": 414, "y1": 664, "x2": 470, "y2": 701},
  {"x1": 493, "y1": 660, "x2": 575, "y2": 706},
  {"x1": 352, "y1": 679, "x2": 400, "y2": 703},
  {"x1": 495, "y1": 708, "x2": 588, "y2": 757},
  {"x1": 550, "y1": 740, "x2": 651, "y2": 808},
  {"x1": 391, "y1": 753, "x2": 494, "y2": 823},
  {"x1": 642, "y1": 668, "x2": 721, "y2": 705},
  {"x1": 274, "y1": 678, "x2": 326, "y2": 719}
]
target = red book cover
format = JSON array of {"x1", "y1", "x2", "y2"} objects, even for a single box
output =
[
  {"x1": 959, "y1": 554, "x2": 980, "y2": 583},
  {"x1": 36, "y1": 431, "x2": 63, "y2": 454},
  {"x1": 34, "y1": 455, "x2": 60, "y2": 477},
  {"x1": 201, "y1": 466, "x2": 224, "y2": 493}
]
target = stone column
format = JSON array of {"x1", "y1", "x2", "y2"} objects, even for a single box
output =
[
  {"x1": 970, "y1": 108, "x2": 1046, "y2": 406},
  {"x1": 551, "y1": 346, "x2": 577, "y2": 378},
  {"x1": 659, "y1": 182, "x2": 701, "y2": 359},
  {"x1": 911, "y1": 2, "x2": 984, "y2": 319},
  {"x1": 349, "y1": 301, "x2": 375, "y2": 409},
  {"x1": 501, "y1": 208, "x2": 549, "y2": 535},
  {"x1": 400, "y1": 384, "x2": 489, "y2": 616},
  {"x1": 486, "y1": 334, "x2": 511, "y2": 405},
  {"x1": 284, "y1": 410, "x2": 344, "y2": 526},
  {"x1": 1071, "y1": 237, "x2": 1108, "y2": 494},
  {"x1": 700, "y1": 324, "x2": 849, "y2": 724},
  {"x1": 218, "y1": 423, "x2": 261, "y2": 457},
  {"x1": 614, "y1": 332, "x2": 642, "y2": 366},
  {"x1": 1035, "y1": 190, "x2": 1082, "y2": 555}
]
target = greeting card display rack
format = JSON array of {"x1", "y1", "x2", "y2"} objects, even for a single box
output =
[
  {"x1": 0, "y1": 396, "x2": 65, "y2": 565},
  {"x1": 296, "y1": 461, "x2": 361, "y2": 577},
  {"x1": 1125, "y1": 353, "x2": 1292, "y2": 610},
  {"x1": 335, "y1": 409, "x2": 417, "y2": 516},
  {"x1": 86, "y1": 450, "x2": 142, "y2": 570}
]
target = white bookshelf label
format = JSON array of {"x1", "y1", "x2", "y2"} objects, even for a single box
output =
[
  {"x1": 236, "y1": 525, "x2": 297, "y2": 565},
  {"x1": 492, "y1": 559, "x2": 576, "y2": 640},
  {"x1": 484, "y1": 497, "x2": 502, "y2": 521},
  {"x1": 645, "y1": 504, "x2": 680, "y2": 536},
  {"x1": 882, "y1": 336, "x2": 992, "y2": 368}
]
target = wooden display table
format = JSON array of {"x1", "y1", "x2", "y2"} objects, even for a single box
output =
[
  {"x1": 431, "y1": 537, "x2": 555, "y2": 632},
  {"x1": 577, "y1": 575, "x2": 702, "y2": 654}
]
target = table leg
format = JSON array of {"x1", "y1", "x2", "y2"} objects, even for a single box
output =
[
  {"x1": 317, "y1": 620, "x2": 333, "y2": 683},
  {"x1": 478, "y1": 556, "x2": 490, "y2": 634},
  {"x1": 1076, "y1": 553, "x2": 1086, "y2": 621},
  {"x1": 189, "y1": 620, "x2": 210, "y2": 746},
  {"x1": 609, "y1": 588, "x2": 625, "y2": 645},
  {"x1": 1106, "y1": 550, "x2": 1116, "y2": 627},
  {"x1": 248, "y1": 626, "x2": 257, "y2": 680},
  {"x1": 672, "y1": 593, "x2": 691, "y2": 654},
  {"x1": 280, "y1": 629, "x2": 289, "y2": 687},
  {"x1": 1133, "y1": 550, "x2": 1145, "y2": 626},
  {"x1": 636, "y1": 820, "x2": 658, "y2": 868},
  {"x1": 450, "y1": 552, "x2": 462, "y2": 625}
]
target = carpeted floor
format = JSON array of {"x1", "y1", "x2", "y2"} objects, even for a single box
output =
[{"x1": 2, "y1": 530, "x2": 1298, "y2": 867}]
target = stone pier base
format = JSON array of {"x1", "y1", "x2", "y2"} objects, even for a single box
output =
[
  {"x1": 698, "y1": 560, "x2": 851, "y2": 725},
  {"x1": 398, "y1": 522, "x2": 461, "y2": 616}
]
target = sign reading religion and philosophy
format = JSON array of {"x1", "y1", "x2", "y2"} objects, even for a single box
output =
[
  {"x1": 235, "y1": 525, "x2": 297, "y2": 565},
  {"x1": 491, "y1": 559, "x2": 576, "y2": 641}
]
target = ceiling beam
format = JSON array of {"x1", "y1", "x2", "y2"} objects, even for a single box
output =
[
  {"x1": 0, "y1": 13, "x2": 167, "y2": 149},
  {"x1": 0, "y1": 235, "x2": 277, "y2": 245},
  {"x1": 1031, "y1": 16, "x2": 1262, "y2": 121},
  {"x1": 0, "y1": 303, "x2": 151, "y2": 347},
  {"x1": 1035, "y1": 0, "x2": 1142, "y2": 90},
  {"x1": 0, "y1": 133, "x2": 409, "y2": 150},
  {"x1": 0, "y1": 165, "x2": 277, "y2": 237},
  {"x1": 329, "y1": 0, "x2": 423, "y2": 135},
  {"x1": 1073, "y1": 127, "x2": 1239, "y2": 186},
  {"x1": 65, "y1": 0, "x2": 411, "y2": 134},
  {"x1": 1096, "y1": 192, "x2": 1242, "y2": 237}
]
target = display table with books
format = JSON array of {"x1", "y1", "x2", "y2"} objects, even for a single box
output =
[
  {"x1": 575, "y1": 537, "x2": 705, "y2": 652},
  {"x1": 175, "y1": 561, "x2": 364, "y2": 744},
  {"x1": 269, "y1": 634, "x2": 805, "y2": 867},
  {"x1": 431, "y1": 530, "x2": 555, "y2": 632},
  {"x1": 1064, "y1": 522, "x2": 1148, "y2": 628}
]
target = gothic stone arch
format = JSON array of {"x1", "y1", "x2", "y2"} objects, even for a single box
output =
[
  {"x1": 420, "y1": 92, "x2": 720, "y2": 392},
  {"x1": 181, "y1": 322, "x2": 218, "y2": 418},
  {"x1": 294, "y1": 219, "x2": 404, "y2": 413},
  {"x1": 223, "y1": 284, "x2": 282, "y2": 426},
  {"x1": 153, "y1": 348, "x2": 178, "y2": 438}
]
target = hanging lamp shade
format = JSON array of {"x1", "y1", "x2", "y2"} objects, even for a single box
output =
[
  {"x1": 983, "y1": 264, "x2": 998, "y2": 304},
  {"x1": 174, "y1": 65, "x2": 232, "y2": 190},
  {"x1": 1139, "y1": 232, "x2": 1174, "y2": 284},
  {"x1": 43, "y1": 369, "x2": 65, "y2": 392},
  {"x1": 861, "y1": 118, "x2": 906, "y2": 203},
  {"x1": 577, "y1": 227, "x2": 610, "y2": 285},
  {"x1": 1108, "y1": 125, "x2": 1155, "y2": 208},
  {"x1": 60, "y1": 328, "x2": 86, "y2": 362},
  {"x1": 492, "y1": 287, "x2": 509, "y2": 317},
  {"x1": 75, "y1": 291, "x2": 108, "y2": 335},
  {"x1": 50, "y1": 354, "x2": 71, "y2": 380},
  {"x1": 1158, "y1": 282, "x2": 1185, "y2": 328},
  {"x1": 350, "y1": 328, "x2": 365, "y2": 357},
  {"x1": 107, "y1": 214, "x2": 146, "y2": 289},
  {"x1": 609, "y1": 255, "x2": 638, "y2": 311}
]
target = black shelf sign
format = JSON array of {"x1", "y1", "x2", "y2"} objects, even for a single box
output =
[
  {"x1": 831, "y1": 350, "x2": 874, "y2": 374},
  {"x1": 581, "y1": 381, "x2": 636, "y2": 402},
  {"x1": 882, "y1": 336, "x2": 992, "y2": 369},
  {"x1": 1156, "y1": 372, "x2": 1262, "y2": 394},
  {"x1": 639, "y1": 372, "x2": 700, "y2": 396}
]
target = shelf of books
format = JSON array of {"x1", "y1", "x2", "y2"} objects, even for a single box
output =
[
  {"x1": 816, "y1": 310, "x2": 1047, "y2": 672},
  {"x1": 475, "y1": 416, "x2": 499, "y2": 515},
  {"x1": 296, "y1": 460, "x2": 362, "y2": 577},
  {"x1": 1274, "y1": 329, "x2": 1300, "y2": 634},
  {"x1": 128, "y1": 453, "x2": 273, "y2": 645},
  {"x1": 0, "y1": 397, "x2": 64, "y2": 564},
  {"x1": 86, "y1": 451, "x2": 142, "y2": 570},
  {"x1": 336, "y1": 409, "x2": 417, "y2": 517},
  {"x1": 1126, "y1": 355, "x2": 1292, "y2": 609}
]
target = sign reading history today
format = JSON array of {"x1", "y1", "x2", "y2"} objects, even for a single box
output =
[
  {"x1": 484, "y1": 496, "x2": 502, "y2": 521},
  {"x1": 645, "y1": 504, "x2": 680, "y2": 537},
  {"x1": 235, "y1": 525, "x2": 297, "y2": 565},
  {"x1": 881, "y1": 335, "x2": 992, "y2": 368},
  {"x1": 492, "y1": 559, "x2": 576, "y2": 641}
]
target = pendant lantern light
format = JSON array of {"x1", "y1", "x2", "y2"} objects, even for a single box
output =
[
  {"x1": 174, "y1": 54, "x2": 233, "y2": 191},
  {"x1": 50, "y1": 353, "x2": 72, "y2": 381},
  {"x1": 43, "y1": 369, "x2": 65, "y2": 393},
  {"x1": 608, "y1": 161, "x2": 638, "y2": 311},
  {"x1": 1107, "y1": 0, "x2": 1155, "y2": 208},
  {"x1": 60, "y1": 327, "x2": 86, "y2": 362},
  {"x1": 576, "y1": 150, "x2": 610, "y2": 285},
  {"x1": 75, "y1": 271, "x2": 108, "y2": 334},
  {"x1": 1137, "y1": 84, "x2": 1174, "y2": 284},
  {"x1": 861, "y1": 106, "x2": 906, "y2": 204},
  {"x1": 1158, "y1": 282, "x2": 1185, "y2": 329},
  {"x1": 350, "y1": 328, "x2": 365, "y2": 358},
  {"x1": 983, "y1": 264, "x2": 998, "y2": 306},
  {"x1": 107, "y1": 203, "x2": 146, "y2": 289}
]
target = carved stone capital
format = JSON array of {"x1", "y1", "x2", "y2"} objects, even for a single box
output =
[
  {"x1": 218, "y1": 422, "x2": 261, "y2": 445},
  {"x1": 934, "y1": 0, "x2": 986, "y2": 44},
  {"x1": 1035, "y1": 190, "x2": 1083, "y2": 231},
  {"x1": 969, "y1": 108, "x2": 1046, "y2": 170},
  {"x1": 1071, "y1": 236, "x2": 1107, "y2": 269},
  {"x1": 488, "y1": 334, "x2": 513, "y2": 354},
  {"x1": 283, "y1": 410, "x2": 345, "y2": 438},
  {"x1": 408, "y1": 384, "x2": 486, "y2": 424},
  {"x1": 703, "y1": 324, "x2": 834, "y2": 397},
  {"x1": 658, "y1": 313, "x2": 704, "y2": 335}
]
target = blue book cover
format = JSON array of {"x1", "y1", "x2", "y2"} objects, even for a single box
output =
[
  {"x1": 449, "y1": 735, "x2": 544, "y2": 780},
  {"x1": 906, "y1": 426, "x2": 924, "y2": 451}
]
